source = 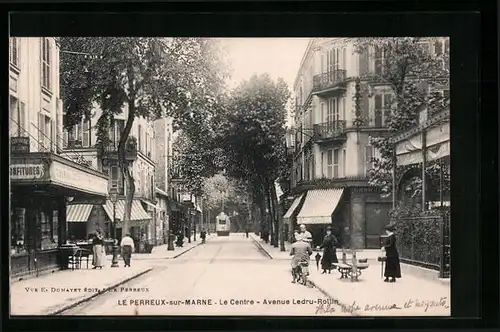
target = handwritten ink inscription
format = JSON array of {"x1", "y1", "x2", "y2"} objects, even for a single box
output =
[{"x1": 315, "y1": 297, "x2": 449, "y2": 315}]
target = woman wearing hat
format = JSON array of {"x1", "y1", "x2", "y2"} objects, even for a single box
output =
[
  {"x1": 381, "y1": 224, "x2": 401, "y2": 282},
  {"x1": 319, "y1": 226, "x2": 338, "y2": 274}
]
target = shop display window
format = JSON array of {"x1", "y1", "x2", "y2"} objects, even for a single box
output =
[{"x1": 10, "y1": 208, "x2": 27, "y2": 255}]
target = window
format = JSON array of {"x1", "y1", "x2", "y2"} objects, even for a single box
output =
[
  {"x1": 38, "y1": 112, "x2": 52, "y2": 152},
  {"x1": 333, "y1": 149, "x2": 339, "y2": 178},
  {"x1": 374, "y1": 93, "x2": 393, "y2": 127},
  {"x1": 326, "y1": 98, "x2": 339, "y2": 123},
  {"x1": 342, "y1": 149, "x2": 347, "y2": 177},
  {"x1": 325, "y1": 149, "x2": 339, "y2": 178},
  {"x1": 374, "y1": 46, "x2": 385, "y2": 76},
  {"x1": 145, "y1": 132, "x2": 149, "y2": 156},
  {"x1": 41, "y1": 38, "x2": 51, "y2": 90},
  {"x1": 110, "y1": 166, "x2": 119, "y2": 188},
  {"x1": 66, "y1": 118, "x2": 90, "y2": 148},
  {"x1": 9, "y1": 96, "x2": 25, "y2": 137},
  {"x1": 433, "y1": 39, "x2": 450, "y2": 70},
  {"x1": 10, "y1": 37, "x2": 19, "y2": 68},
  {"x1": 326, "y1": 48, "x2": 340, "y2": 72},
  {"x1": 365, "y1": 145, "x2": 374, "y2": 175}
]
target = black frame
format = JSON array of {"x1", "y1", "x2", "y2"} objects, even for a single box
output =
[{"x1": 3, "y1": 2, "x2": 496, "y2": 331}]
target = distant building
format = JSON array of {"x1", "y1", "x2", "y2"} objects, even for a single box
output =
[{"x1": 61, "y1": 103, "x2": 157, "y2": 245}]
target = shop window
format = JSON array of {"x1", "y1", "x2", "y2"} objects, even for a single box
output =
[
  {"x1": 10, "y1": 208, "x2": 27, "y2": 255},
  {"x1": 38, "y1": 209, "x2": 58, "y2": 250}
]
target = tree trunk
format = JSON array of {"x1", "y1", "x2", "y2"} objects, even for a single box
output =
[
  {"x1": 118, "y1": 98, "x2": 137, "y2": 236},
  {"x1": 264, "y1": 183, "x2": 276, "y2": 246},
  {"x1": 269, "y1": 183, "x2": 282, "y2": 249}
]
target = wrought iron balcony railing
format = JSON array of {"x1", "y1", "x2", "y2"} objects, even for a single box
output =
[
  {"x1": 99, "y1": 139, "x2": 138, "y2": 160},
  {"x1": 312, "y1": 70, "x2": 347, "y2": 93},
  {"x1": 313, "y1": 121, "x2": 347, "y2": 141}
]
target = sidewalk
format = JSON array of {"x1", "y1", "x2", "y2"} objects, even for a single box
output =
[
  {"x1": 106, "y1": 234, "x2": 213, "y2": 261},
  {"x1": 250, "y1": 233, "x2": 451, "y2": 316},
  {"x1": 249, "y1": 233, "x2": 381, "y2": 261},
  {"x1": 10, "y1": 259, "x2": 153, "y2": 316}
]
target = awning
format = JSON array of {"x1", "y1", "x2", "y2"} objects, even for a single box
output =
[
  {"x1": 283, "y1": 194, "x2": 304, "y2": 224},
  {"x1": 296, "y1": 189, "x2": 344, "y2": 225},
  {"x1": 141, "y1": 199, "x2": 159, "y2": 211},
  {"x1": 66, "y1": 204, "x2": 93, "y2": 223},
  {"x1": 102, "y1": 199, "x2": 151, "y2": 227}
]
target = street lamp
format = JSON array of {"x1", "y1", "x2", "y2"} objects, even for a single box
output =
[{"x1": 109, "y1": 188, "x2": 119, "y2": 268}]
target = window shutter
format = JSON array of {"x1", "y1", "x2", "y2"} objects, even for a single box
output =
[
  {"x1": 19, "y1": 102, "x2": 26, "y2": 136},
  {"x1": 38, "y1": 112, "x2": 43, "y2": 151},
  {"x1": 359, "y1": 49, "x2": 369, "y2": 76},
  {"x1": 63, "y1": 130, "x2": 68, "y2": 148},
  {"x1": 342, "y1": 47, "x2": 346, "y2": 69},
  {"x1": 50, "y1": 120, "x2": 55, "y2": 152},
  {"x1": 360, "y1": 84, "x2": 370, "y2": 125}
]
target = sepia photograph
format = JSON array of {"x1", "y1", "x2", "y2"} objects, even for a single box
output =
[{"x1": 9, "y1": 35, "x2": 450, "y2": 317}]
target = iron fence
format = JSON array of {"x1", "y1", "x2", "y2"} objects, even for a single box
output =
[{"x1": 392, "y1": 210, "x2": 450, "y2": 278}]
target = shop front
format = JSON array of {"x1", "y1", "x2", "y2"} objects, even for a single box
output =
[
  {"x1": 10, "y1": 152, "x2": 108, "y2": 280},
  {"x1": 102, "y1": 199, "x2": 152, "y2": 252}
]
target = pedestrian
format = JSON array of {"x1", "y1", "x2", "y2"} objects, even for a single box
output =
[
  {"x1": 200, "y1": 228, "x2": 207, "y2": 244},
  {"x1": 293, "y1": 229, "x2": 300, "y2": 243},
  {"x1": 381, "y1": 224, "x2": 401, "y2": 282},
  {"x1": 120, "y1": 233, "x2": 135, "y2": 267},
  {"x1": 92, "y1": 229, "x2": 105, "y2": 269},
  {"x1": 299, "y1": 224, "x2": 312, "y2": 243},
  {"x1": 176, "y1": 230, "x2": 184, "y2": 247},
  {"x1": 319, "y1": 226, "x2": 339, "y2": 274}
]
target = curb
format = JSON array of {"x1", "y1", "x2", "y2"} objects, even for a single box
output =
[
  {"x1": 307, "y1": 278, "x2": 361, "y2": 317},
  {"x1": 171, "y1": 242, "x2": 203, "y2": 259},
  {"x1": 249, "y1": 236, "x2": 273, "y2": 259},
  {"x1": 48, "y1": 268, "x2": 153, "y2": 316}
]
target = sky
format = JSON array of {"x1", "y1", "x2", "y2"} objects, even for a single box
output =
[
  {"x1": 221, "y1": 38, "x2": 310, "y2": 91},
  {"x1": 220, "y1": 38, "x2": 310, "y2": 126}
]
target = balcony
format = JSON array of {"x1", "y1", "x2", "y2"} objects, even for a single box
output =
[
  {"x1": 313, "y1": 121, "x2": 347, "y2": 143},
  {"x1": 98, "y1": 139, "x2": 138, "y2": 161},
  {"x1": 65, "y1": 139, "x2": 84, "y2": 149},
  {"x1": 312, "y1": 70, "x2": 347, "y2": 95}
]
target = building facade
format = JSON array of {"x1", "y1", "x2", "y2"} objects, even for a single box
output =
[
  {"x1": 61, "y1": 103, "x2": 158, "y2": 247},
  {"x1": 9, "y1": 37, "x2": 109, "y2": 279},
  {"x1": 285, "y1": 37, "x2": 449, "y2": 249}
]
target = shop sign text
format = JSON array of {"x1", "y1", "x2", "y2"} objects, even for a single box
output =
[{"x1": 10, "y1": 164, "x2": 45, "y2": 180}]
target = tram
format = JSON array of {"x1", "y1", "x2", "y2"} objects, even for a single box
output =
[{"x1": 216, "y1": 212, "x2": 230, "y2": 236}]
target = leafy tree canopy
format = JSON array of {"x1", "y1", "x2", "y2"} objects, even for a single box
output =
[{"x1": 352, "y1": 37, "x2": 450, "y2": 198}]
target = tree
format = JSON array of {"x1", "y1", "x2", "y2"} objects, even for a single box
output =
[
  {"x1": 220, "y1": 74, "x2": 290, "y2": 245},
  {"x1": 352, "y1": 37, "x2": 450, "y2": 200},
  {"x1": 60, "y1": 37, "x2": 229, "y2": 234}
]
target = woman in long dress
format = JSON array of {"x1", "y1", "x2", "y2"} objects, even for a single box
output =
[
  {"x1": 382, "y1": 224, "x2": 401, "y2": 282},
  {"x1": 319, "y1": 226, "x2": 339, "y2": 274},
  {"x1": 92, "y1": 230, "x2": 105, "y2": 269}
]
